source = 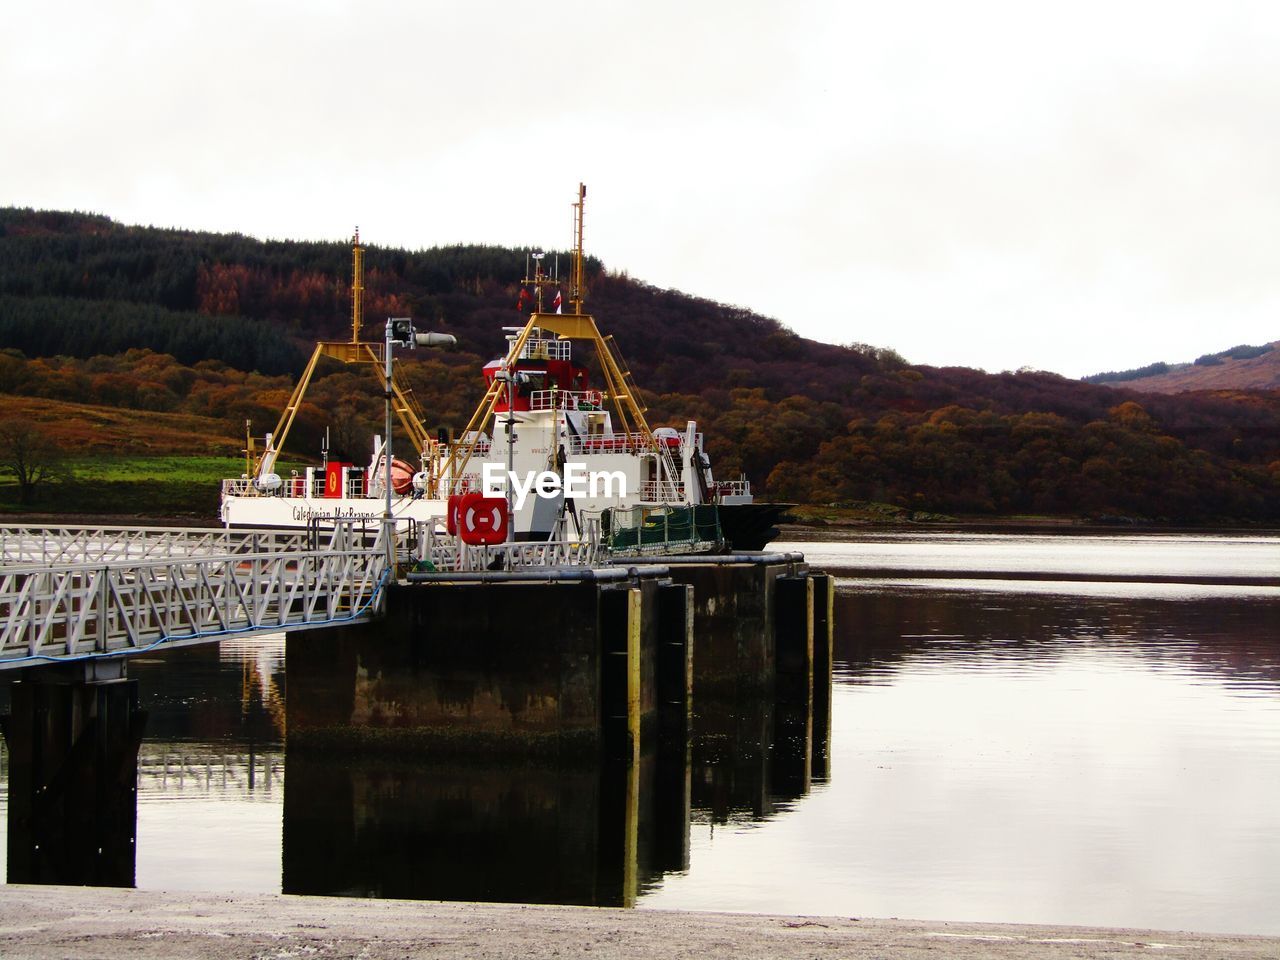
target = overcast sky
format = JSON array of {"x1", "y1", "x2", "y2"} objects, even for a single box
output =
[{"x1": 4, "y1": 1, "x2": 1278, "y2": 378}]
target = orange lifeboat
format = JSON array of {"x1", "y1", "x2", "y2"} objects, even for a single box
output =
[{"x1": 371, "y1": 457, "x2": 417, "y2": 495}]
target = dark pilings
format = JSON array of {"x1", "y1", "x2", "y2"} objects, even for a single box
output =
[
  {"x1": 662, "y1": 561, "x2": 783, "y2": 697},
  {"x1": 653, "y1": 582, "x2": 693, "y2": 873},
  {"x1": 600, "y1": 585, "x2": 642, "y2": 762},
  {"x1": 656, "y1": 582, "x2": 694, "y2": 746},
  {"x1": 1, "y1": 666, "x2": 146, "y2": 887},
  {"x1": 810, "y1": 573, "x2": 835, "y2": 781},
  {"x1": 772, "y1": 575, "x2": 814, "y2": 795}
]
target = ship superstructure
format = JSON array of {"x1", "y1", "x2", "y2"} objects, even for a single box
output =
[{"x1": 221, "y1": 186, "x2": 777, "y2": 549}]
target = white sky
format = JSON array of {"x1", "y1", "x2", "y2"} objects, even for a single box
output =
[{"x1": 3, "y1": 0, "x2": 1278, "y2": 378}]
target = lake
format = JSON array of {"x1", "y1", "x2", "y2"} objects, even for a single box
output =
[{"x1": 2, "y1": 531, "x2": 1278, "y2": 934}]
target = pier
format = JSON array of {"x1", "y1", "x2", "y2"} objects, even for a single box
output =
[{"x1": 1, "y1": 521, "x2": 834, "y2": 900}]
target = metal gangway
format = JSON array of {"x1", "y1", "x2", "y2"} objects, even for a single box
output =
[
  {"x1": 0, "y1": 524, "x2": 315, "y2": 566},
  {"x1": 0, "y1": 522, "x2": 392, "y2": 670}
]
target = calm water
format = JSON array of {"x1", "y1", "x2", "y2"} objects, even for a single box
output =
[{"x1": 2, "y1": 533, "x2": 1278, "y2": 933}]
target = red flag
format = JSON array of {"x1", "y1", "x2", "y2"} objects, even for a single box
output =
[
  {"x1": 517, "y1": 287, "x2": 531, "y2": 312},
  {"x1": 552, "y1": 289, "x2": 562, "y2": 314}
]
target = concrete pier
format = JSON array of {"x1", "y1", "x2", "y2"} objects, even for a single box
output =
[
  {"x1": 0, "y1": 885, "x2": 1275, "y2": 959},
  {"x1": 287, "y1": 565, "x2": 688, "y2": 760},
  {"x1": 290, "y1": 555, "x2": 828, "y2": 765}
]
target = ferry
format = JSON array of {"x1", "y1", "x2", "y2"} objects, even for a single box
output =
[{"x1": 219, "y1": 186, "x2": 789, "y2": 550}]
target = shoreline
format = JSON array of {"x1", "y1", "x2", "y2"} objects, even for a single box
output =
[
  {"x1": 779, "y1": 519, "x2": 1280, "y2": 538},
  {"x1": 2, "y1": 509, "x2": 1279, "y2": 537},
  {"x1": 1, "y1": 885, "x2": 1277, "y2": 959}
]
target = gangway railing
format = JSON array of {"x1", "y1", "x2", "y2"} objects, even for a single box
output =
[
  {"x1": 414, "y1": 518, "x2": 600, "y2": 573},
  {"x1": 0, "y1": 524, "x2": 314, "y2": 567},
  {"x1": 0, "y1": 524, "x2": 390, "y2": 669}
]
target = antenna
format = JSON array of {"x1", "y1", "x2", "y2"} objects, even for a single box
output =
[{"x1": 532, "y1": 251, "x2": 545, "y2": 311}]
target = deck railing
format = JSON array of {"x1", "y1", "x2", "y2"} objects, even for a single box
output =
[
  {"x1": 638, "y1": 480, "x2": 686, "y2": 503},
  {"x1": 564, "y1": 433, "x2": 654, "y2": 457},
  {"x1": 519, "y1": 338, "x2": 572, "y2": 361},
  {"x1": 528, "y1": 389, "x2": 604, "y2": 412},
  {"x1": 712, "y1": 479, "x2": 752, "y2": 498}
]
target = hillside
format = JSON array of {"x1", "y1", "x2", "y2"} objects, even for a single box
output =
[
  {"x1": 0, "y1": 393, "x2": 241, "y2": 455},
  {"x1": 1086, "y1": 342, "x2": 1280, "y2": 393},
  {"x1": 2, "y1": 207, "x2": 1279, "y2": 523}
]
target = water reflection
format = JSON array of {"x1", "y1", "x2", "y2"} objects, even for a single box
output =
[
  {"x1": 4, "y1": 533, "x2": 1277, "y2": 935},
  {"x1": 780, "y1": 532, "x2": 1280, "y2": 583},
  {"x1": 1, "y1": 632, "x2": 829, "y2": 906},
  {"x1": 836, "y1": 586, "x2": 1280, "y2": 694},
  {"x1": 792, "y1": 584, "x2": 1280, "y2": 934},
  {"x1": 283, "y1": 753, "x2": 658, "y2": 906},
  {"x1": 278, "y1": 684, "x2": 827, "y2": 906}
]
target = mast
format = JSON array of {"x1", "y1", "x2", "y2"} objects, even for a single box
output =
[
  {"x1": 250, "y1": 227, "x2": 436, "y2": 480},
  {"x1": 448, "y1": 183, "x2": 661, "y2": 489},
  {"x1": 570, "y1": 183, "x2": 586, "y2": 315},
  {"x1": 350, "y1": 227, "x2": 364, "y2": 343}
]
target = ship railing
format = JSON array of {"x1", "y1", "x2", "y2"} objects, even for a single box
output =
[
  {"x1": 0, "y1": 522, "x2": 391, "y2": 668},
  {"x1": 0, "y1": 524, "x2": 314, "y2": 567},
  {"x1": 528, "y1": 389, "x2": 604, "y2": 412},
  {"x1": 221, "y1": 477, "x2": 256, "y2": 497},
  {"x1": 440, "y1": 474, "x2": 484, "y2": 497},
  {"x1": 221, "y1": 476, "x2": 321, "y2": 499},
  {"x1": 565, "y1": 433, "x2": 653, "y2": 457},
  {"x1": 712, "y1": 479, "x2": 752, "y2": 499},
  {"x1": 222, "y1": 474, "x2": 424, "y2": 501},
  {"x1": 519, "y1": 337, "x2": 571, "y2": 361},
  {"x1": 638, "y1": 480, "x2": 686, "y2": 503}
]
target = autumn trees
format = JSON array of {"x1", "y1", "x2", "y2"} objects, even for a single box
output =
[
  {"x1": 1, "y1": 205, "x2": 1278, "y2": 521},
  {"x1": 0, "y1": 420, "x2": 65, "y2": 503}
]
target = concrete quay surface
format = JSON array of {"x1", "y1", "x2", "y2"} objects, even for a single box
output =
[{"x1": 1, "y1": 886, "x2": 1277, "y2": 960}]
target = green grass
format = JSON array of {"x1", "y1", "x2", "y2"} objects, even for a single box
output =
[
  {"x1": 0, "y1": 455, "x2": 314, "y2": 520},
  {"x1": 60, "y1": 455, "x2": 311, "y2": 483}
]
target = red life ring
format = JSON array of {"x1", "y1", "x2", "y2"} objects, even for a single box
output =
[{"x1": 456, "y1": 493, "x2": 508, "y2": 545}]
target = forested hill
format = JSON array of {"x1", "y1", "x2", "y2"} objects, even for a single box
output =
[
  {"x1": 1084, "y1": 342, "x2": 1280, "y2": 393},
  {"x1": 2, "y1": 206, "x2": 1279, "y2": 522}
]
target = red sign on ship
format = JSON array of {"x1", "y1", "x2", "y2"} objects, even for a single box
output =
[{"x1": 324, "y1": 462, "x2": 351, "y2": 499}]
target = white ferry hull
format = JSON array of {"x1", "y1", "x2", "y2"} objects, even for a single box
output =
[{"x1": 221, "y1": 494, "x2": 447, "y2": 530}]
